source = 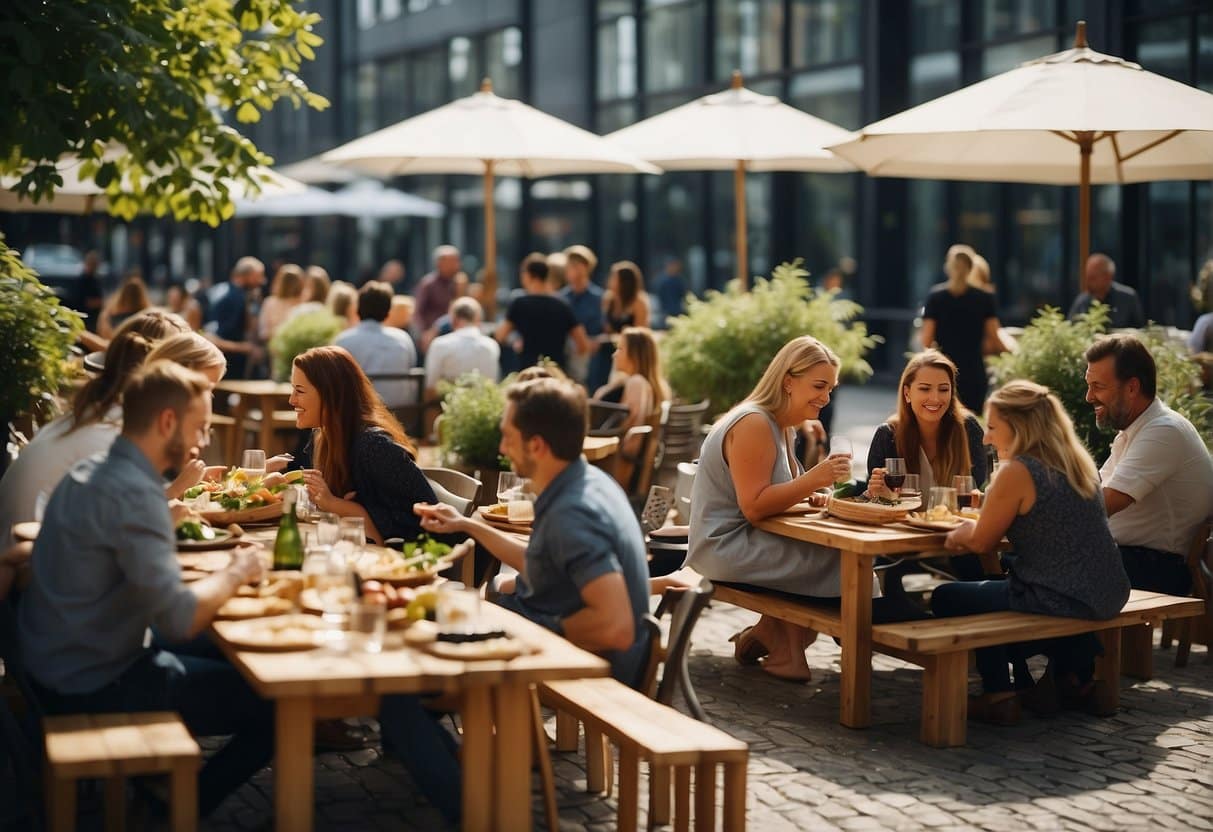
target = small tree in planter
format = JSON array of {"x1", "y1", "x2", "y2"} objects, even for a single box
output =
[
  {"x1": 989, "y1": 303, "x2": 1212, "y2": 461},
  {"x1": 268, "y1": 309, "x2": 343, "y2": 381},
  {"x1": 662, "y1": 260, "x2": 879, "y2": 414},
  {"x1": 437, "y1": 372, "x2": 509, "y2": 500},
  {"x1": 0, "y1": 244, "x2": 84, "y2": 471}
]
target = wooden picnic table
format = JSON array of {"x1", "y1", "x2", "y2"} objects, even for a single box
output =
[
  {"x1": 214, "y1": 379, "x2": 294, "y2": 460},
  {"x1": 210, "y1": 601, "x2": 608, "y2": 832},
  {"x1": 757, "y1": 512, "x2": 957, "y2": 730}
]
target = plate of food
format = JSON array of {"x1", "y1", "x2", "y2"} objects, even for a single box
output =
[
  {"x1": 177, "y1": 550, "x2": 234, "y2": 573},
  {"x1": 184, "y1": 468, "x2": 303, "y2": 525},
  {"x1": 355, "y1": 538, "x2": 472, "y2": 587},
  {"x1": 424, "y1": 634, "x2": 530, "y2": 662},
  {"x1": 215, "y1": 595, "x2": 295, "y2": 620},
  {"x1": 827, "y1": 494, "x2": 914, "y2": 525},
  {"x1": 176, "y1": 519, "x2": 240, "y2": 551},
  {"x1": 478, "y1": 503, "x2": 533, "y2": 529},
  {"x1": 218, "y1": 614, "x2": 325, "y2": 651},
  {"x1": 903, "y1": 505, "x2": 965, "y2": 531}
]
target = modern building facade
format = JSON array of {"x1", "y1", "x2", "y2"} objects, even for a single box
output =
[{"x1": 3, "y1": 1, "x2": 1210, "y2": 374}]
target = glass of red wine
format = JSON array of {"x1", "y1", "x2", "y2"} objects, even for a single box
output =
[
  {"x1": 953, "y1": 475, "x2": 976, "y2": 509},
  {"x1": 884, "y1": 457, "x2": 907, "y2": 500}
]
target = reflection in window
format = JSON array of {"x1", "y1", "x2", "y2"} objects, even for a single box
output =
[
  {"x1": 910, "y1": 52, "x2": 960, "y2": 105},
  {"x1": 796, "y1": 173, "x2": 859, "y2": 291},
  {"x1": 381, "y1": 0, "x2": 402, "y2": 19},
  {"x1": 911, "y1": 0, "x2": 959, "y2": 54},
  {"x1": 908, "y1": 181, "x2": 949, "y2": 307},
  {"x1": 788, "y1": 65, "x2": 863, "y2": 129},
  {"x1": 356, "y1": 63, "x2": 378, "y2": 136},
  {"x1": 1004, "y1": 185, "x2": 1064, "y2": 321},
  {"x1": 599, "y1": 0, "x2": 634, "y2": 19},
  {"x1": 1200, "y1": 12, "x2": 1212, "y2": 93},
  {"x1": 791, "y1": 0, "x2": 861, "y2": 68},
  {"x1": 598, "y1": 16, "x2": 637, "y2": 100},
  {"x1": 645, "y1": 172, "x2": 708, "y2": 296},
  {"x1": 597, "y1": 175, "x2": 640, "y2": 278},
  {"x1": 981, "y1": 0, "x2": 1055, "y2": 41},
  {"x1": 1137, "y1": 15, "x2": 1191, "y2": 84},
  {"x1": 1147, "y1": 181, "x2": 1194, "y2": 324},
  {"x1": 357, "y1": 0, "x2": 376, "y2": 29},
  {"x1": 981, "y1": 34, "x2": 1055, "y2": 78},
  {"x1": 486, "y1": 27, "x2": 524, "y2": 99},
  {"x1": 643, "y1": 1, "x2": 705, "y2": 93},
  {"x1": 412, "y1": 48, "x2": 448, "y2": 114},
  {"x1": 450, "y1": 36, "x2": 481, "y2": 99},
  {"x1": 710, "y1": 171, "x2": 772, "y2": 288},
  {"x1": 715, "y1": 0, "x2": 783, "y2": 79},
  {"x1": 530, "y1": 178, "x2": 594, "y2": 256},
  {"x1": 597, "y1": 101, "x2": 638, "y2": 133},
  {"x1": 379, "y1": 58, "x2": 409, "y2": 124}
]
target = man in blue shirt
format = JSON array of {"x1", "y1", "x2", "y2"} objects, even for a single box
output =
[
  {"x1": 204, "y1": 256, "x2": 266, "y2": 379},
  {"x1": 558, "y1": 244, "x2": 604, "y2": 385},
  {"x1": 18, "y1": 361, "x2": 272, "y2": 817},
  {"x1": 378, "y1": 377, "x2": 650, "y2": 823},
  {"x1": 334, "y1": 281, "x2": 419, "y2": 407}
]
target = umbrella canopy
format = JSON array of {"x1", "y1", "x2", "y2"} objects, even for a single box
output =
[
  {"x1": 322, "y1": 79, "x2": 661, "y2": 312},
  {"x1": 606, "y1": 71, "x2": 856, "y2": 286},
  {"x1": 234, "y1": 179, "x2": 445, "y2": 219},
  {"x1": 828, "y1": 21, "x2": 1213, "y2": 290},
  {"x1": 275, "y1": 156, "x2": 363, "y2": 185}
]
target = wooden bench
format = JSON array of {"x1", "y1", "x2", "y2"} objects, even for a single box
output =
[
  {"x1": 712, "y1": 584, "x2": 1205, "y2": 747},
  {"x1": 43, "y1": 711, "x2": 200, "y2": 832},
  {"x1": 541, "y1": 678, "x2": 748, "y2": 832}
]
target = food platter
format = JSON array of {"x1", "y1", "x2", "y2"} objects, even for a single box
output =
[
  {"x1": 827, "y1": 496, "x2": 916, "y2": 525},
  {"x1": 197, "y1": 502, "x2": 284, "y2": 526},
  {"x1": 478, "y1": 504, "x2": 533, "y2": 531},
  {"x1": 424, "y1": 635, "x2": 530, "y2": 661},
  {"x1": 219, "y1": 614, "x2": 325, "y2": 651},
  {"x1": 901, "y1": 514, "x2": 964, "y2": 532},
  {"x1": 354, "y1": 539, "x2": 472, "y2": 587},
  {"x1": 176, "y1": 529, "x2": 240, "y2": 551},
  {"x1": 177, "y1": 550, "x2": 234, "y2": 573},
  {"x1": 215, "y1": 595, "x2": 295, "y2": 620}
]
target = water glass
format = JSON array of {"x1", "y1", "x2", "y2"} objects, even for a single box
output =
[
  {"x1": 928, "y1": 486, "x2": 958, "y2": 515},
  {"x1": 901, "y1": 474, "x2": 921, "y2": 499},
  {"x1": 437, "y1": 582, "x2": 481, "y2": 635},
  {"x1": 293, "y1": 484, "x2": 314, "y2": 521},
  {"x1": 315, "y1": 512, "x2": 340, "y2": 546},
  {"x1": 496, "y1": 472, "x2": 523, "y2": 503},
  {"x1": 346, "y1": 599, "x2": 387, "y2": 653},
  {"x1": 953, "y1": 476, "x2": 976, "y2": 509},
  {"x1": 829, "y1": 436, "x2": 854, "y2": 486},
  {"x1": 241, "y1": 449, "x2": 267, "y2": 481},
  {"x1": 339, "y1": 516, "x2": 366, "y2": 549}
]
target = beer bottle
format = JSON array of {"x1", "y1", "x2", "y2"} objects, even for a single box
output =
[{"x1": 273, "y1": 488, "x2": 304, "y2": 570}]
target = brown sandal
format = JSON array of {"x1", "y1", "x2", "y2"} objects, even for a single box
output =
[{"x1": 728, "y1": 625, "x2": 769, "y2": 666}]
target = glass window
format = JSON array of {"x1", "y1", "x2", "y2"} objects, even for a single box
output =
[
  {"x1": 791, "y1": 0, "x2": 861, "y2": 68},
  {"x1": 449, "y1": 36, "x2": 482, "y2": 99},
  {"x1": 486, "y1": 27, "x2": 524, "y2": 99},
  {"x1": 955, "y1": 182, "x2": 999, "y2": 279},
  {"x1": 1136, "y1": 15, "x2": 1191, "y2": 84},
  {"x1": 598, "y1": 15, "x2": 638, "y2": 100},
  {"x1": 795, "y1": 172, "x2": 859, "y2": 292},
  {"x1": 597, "y1": 175, "x2": 640, "y2": 276},
  {"x1": 597, "y1": 100, "x2": 638, "y2": 133},
  {"x1": 412, "y1": 47, "x2": 448, "y2": 114},
  {"x1": 381, "y1": 0, "x2": 402, "y2": 19},
  {"x1": 529, "y1": 178, "x2": 594, "y2": 256},
  {"x1": 1197, "y1": 181, "x2": 1211, "y2": 274},
  {"x1": 1002, "y1": 184, "x2": 1065, "y2": 322},
  {"x1": 1200, "y1": 12, "x2": 1213, "y2": 93},
  {"x1": 408, "y1": 0, "x2": 432, "y2": 11},
  {"x1": 715, "y1": 0, "x2": 783, "y2": 79},
  {"x1": 1146, "y1": 181, "x2": 1193, "y2": 325},
  {"x1": 981, "y1": 0, "x2": 1056, "y2": 41},
  {"x1": 908, "y1": 181, "x2": 950, "y2": 307},
  {"x1": 981, "y1": 34, "x2": 1055, "y2": 78},
  {"x1": 356, "y1": 62, "x2": 378, "y2": 136},
  {"x1": 911, "y1": 0, "x2": 959, "y2": 54},
  {"x1": 379, "y1": 57, "x2": 410, "y2": 124},
  {"x1": 357, "y1": 0, "x2": 377, "y2": 28},
  {"x1": 788, "y1": 65, "x2": 863, "y2": 130},
  {"x1": 645, "y1": 172, "x2": 709, "y2": 296},
  {"x1": 599, "y1": 0, "x2": 634, "y2": 19},
  {"x1": 643, "y1": 1, "x2": 705, "y2": 93},
  {"x1": 710, "y1": 170, "x2": 772, "y2": 288},
  {"x1": 910, "y1": 51, "x2": 960, "y2": 105}
]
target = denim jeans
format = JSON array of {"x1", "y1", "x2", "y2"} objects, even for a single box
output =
[
  {"x1": 932, "y1": 580, "x2": 1101, "y2": 693},
  {"x1": 379, "y1": 695, "x2": 461, "y2": 823},
  {"x1": 34, "y1": 649, "x2": 273, "y2": 816},
  {"x1": 1120, "y1": 545, "x2": 1192, "y2": 596}
]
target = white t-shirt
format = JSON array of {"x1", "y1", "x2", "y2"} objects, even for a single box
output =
[
  {"x1": 1100, "y1": 397, "x2": 1213, "y2": 556},
  {"x1": 0, "y1": 408, "x2": 122, "y2": 547},
  {"x1": 424, "y1": 325, "x2": 500, "y2": 393}
]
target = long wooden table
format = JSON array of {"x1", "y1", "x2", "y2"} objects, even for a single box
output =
[
  {"x1": 756, "y1": 512, "x2": 955, "y2": 730},
  {"x1": 214, "y1": 379, "x2": 294, "y2": 458},
  {"x1": 210, "y1": 603, "x2": 607, "y2": 832}
]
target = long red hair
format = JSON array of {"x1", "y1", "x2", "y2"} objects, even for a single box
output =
[{"x1": 293, "y1": 346, "x2": 416, "y2": 495}]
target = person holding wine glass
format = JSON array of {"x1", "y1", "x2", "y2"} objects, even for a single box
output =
[
  {"x1": 289, "y1": 346, "x2": 439, "y2": 545},
  {"x1": 686, "y1": 336, "x2": 921, "y2": 684}
]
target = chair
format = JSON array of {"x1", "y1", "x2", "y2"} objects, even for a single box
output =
[
  {"x1": 421, "y1": 468, "x2": 483, "y2": 587},
  {"x1": 1166, "y1": 523, "x2": 1212, "y2": 666},
  {"x1": 640, "y1": 485, "x2": 688, "y2": 578},
  {"x1": 588, "y1": 400, "x2": 632, "y2": 437},
  {"x1": 651, "y1": 577, "x2": 714, "y2": 722},
  {"x1": 673, "y1": 461, "x2": 698, "y2": 523},
  {"x1": 656, "y1": 399, "x2": 710, "y2": 472}
]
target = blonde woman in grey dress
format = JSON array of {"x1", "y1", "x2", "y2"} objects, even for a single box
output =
[{"x1": 687, "y1": 336, "x2": 855, "y2": 682}]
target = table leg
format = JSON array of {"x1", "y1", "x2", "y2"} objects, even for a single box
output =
[
  {"x1": 274, "y1": 698, "x2": 314, "y2": 832},
  {"x1": 839, "y1": 551, "x2": 874, "y2": 729},
  {"x1": 460, "y1": 687, "x2": 493, "y2": 832},
  {"x1": 493, "y1": 682, "x2": 533, "y2": 831}
]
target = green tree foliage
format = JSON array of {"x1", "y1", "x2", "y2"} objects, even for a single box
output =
[
  {"x1": 0, "y1": 0, "x2": 328, "y2": 226},
  {"x1": 438, "y1": 374, "x2": 508, "y2": 471},
  {"x1": 989, "y1": 304, "x2": 1212, "y2": 461},
  {"x1": 268, "y1": 310, "x2": 343, "y2": 381},
  {"x1": 0, "y1": 251, "x2": 84, "y2": 424},
  {"x1": 662, "y1": 260, "x2": 880, "y2": 414}
]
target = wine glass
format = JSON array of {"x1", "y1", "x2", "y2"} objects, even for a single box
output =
[
  {"x1": 241, "y1": 449, "x2": 267, "y2": 482},
  {"x1": 828, "y1": 436, "x2": 854, "y2": 487},
  {"x1": 884, "y1": 458, "x2": 907, "y2": 500},
  {"x1": 953, "y1": 475, "x2": 976, "y2": 509},
  {"x1": 496, "y1": 472, "x2": 521, "y2": 504},
  {"x1": 928, "y1": 486, "x2": 958, "y2": 515}
]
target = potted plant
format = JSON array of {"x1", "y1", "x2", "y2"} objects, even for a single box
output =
[
  {"x1": 268, "y1": 309, "x2": 344, "y2": 381},
  {"x1": 662, "y1": 260, "x2": 880, "y2": 414},
  {"x1": 989, "y1": 303, "x2": 1211, "y2": 461},
  {"x1": 0, "y1": 244, "x2": 84, "y2": 473},
  {"x1": 436, "y1": 372, "x2": 509, "y2": 500}
]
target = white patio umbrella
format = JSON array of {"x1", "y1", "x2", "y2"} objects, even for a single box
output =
[
  {"x1": 234, "y1": 179, "x2": 444, "y2": 219},
  {"x1": 321, "y1": 79, "x2": 661, "y2": 313},
  {"x1": 827, "y1": 22, "x2": 1213, "y2": 291},
  {"x1": 275, "y1": 156, "x2": 363, "y2": 185},
  {"x1": 606, "y1": 71, "x2": 856, "y2": 287}
]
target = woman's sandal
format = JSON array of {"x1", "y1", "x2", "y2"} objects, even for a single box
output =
[
  {"x1": 759, "y1": 659, "x2": 812, "y2": 684},
  {"x1": 728, "y1": 625, "x2": 769, "y2": 666}
]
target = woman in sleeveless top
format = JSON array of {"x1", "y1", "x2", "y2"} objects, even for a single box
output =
[
  {"x1": 933, "y1": 380, "x2": 1129, "y2": 724},
  {"x1": 686, "y1": 336, "x2": 857, "y2": 682},
  {"x1": 589, "y1": 261, "x2": 651, "y2": 390},
  {"x1": 592, "y1": 327, "x2": 669, "y2": 459}
]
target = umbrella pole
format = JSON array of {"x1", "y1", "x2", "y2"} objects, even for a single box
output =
[
  {"x1": 735, "y1": 160, "x2": 748, "y2": 289},
  {"x1": 483, "y1": 159, "x2": 497, "y2": 319},
  {"x1": 1077, "y1": 132, "x2": 1093, "y2": 294}
]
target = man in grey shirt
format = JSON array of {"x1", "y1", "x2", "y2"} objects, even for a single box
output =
[
  {"x1": 334, "y1": 280, "x2": 419, "y2": 408},
  {"x1": 1068, "y1": 253, "x2": 1146, "y2": 329},
  {"x1": 18, "y1": 361, "x2": 270, "y2": 817}
]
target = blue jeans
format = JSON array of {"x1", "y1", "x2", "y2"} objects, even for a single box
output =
[
  {"x1": 379, "y1": 695, "x2": 461, "y2": 822},
  {"x1": 33, "y1": 649, "x2": 274, "y2": 816},
  {"x1": 931, "y1": 580, "x2": 1101, "y2": 693},
  {"x1": 1120, "y1": 545, "x2": 1191, "y2": 596}
]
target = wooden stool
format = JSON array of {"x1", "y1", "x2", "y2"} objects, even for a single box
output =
[{"x1": 44, "y1": 712, "x2": 200, "y2": 832}]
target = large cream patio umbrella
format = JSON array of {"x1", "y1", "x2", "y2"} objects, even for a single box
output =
[
  {"x1": 828, "y1": 22, "x2": 1213, "y2": 292},
  {"x1": 606, "y1": 71, "x2": 856, "y2": 287},
  {"x1": 321, "y1": 79, "x2": 661, "y2": 314}
]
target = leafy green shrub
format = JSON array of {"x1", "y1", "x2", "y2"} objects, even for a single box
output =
[
  {"x1": 438, "y1": 372, "x2": 507, "y2": 470},
  {"x1": 662, "y1": 260, "x2": 880, "y2": 414},
  {"x1": 989, "y1": 303, "x2": 1211, "y2": 460},
  {"x1": 0, "y1": 239, "x2": 84, "y2": 427},
  {"x1": 268, "y1": 309, "x2": 343, "y2": 381}
]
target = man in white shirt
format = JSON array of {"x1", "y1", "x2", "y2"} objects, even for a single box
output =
[
  {"x1": 423, "y1": 297, "x2": 500, "y2": 401},
  {"x1": 1084, "y1": 333, "x2": 1213, "y2": 595},
  {"x1": 334, "y1": 281, "x2": 419, "y2": 408}
]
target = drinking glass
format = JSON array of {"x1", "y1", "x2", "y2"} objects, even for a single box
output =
[
  {"x1": 241, "y1": 449, "x2": 267, "y2": 481},
  {"x1": 293, "y1": 484, "x2": 313, "y2": 521},
  {"x1": 828, "y1": 436, "x2": 854, "y2": 486},
  {"x1": 953, "y1": 476, "x2": 976, "y2": 509},
  {"x1": 315, "y1": 512, "x2": 340, "y2": 546},
  {"x1": 314, "y1": 545, "x2": 354, "y2": 645},
  {"x1": 437, "y1": 582, "x2": 481, "y2": 635},
  {"x1": 339, "y1": 516, "x2": 366, "y2": 549},
  {"x1": 884, "y1": 458, "x2": 907, "y2": 497},
  {"x1": 900, "y1": 474, "x2": 921, "y2": 499},
  {"x1": 928, "y1": 486, "x2": 958, "y2": 514},
  {"x1": 346, "y1": 599, "x2": 387, "y2": 653},
  {"x1": 496, "y1": 472, "x2": 522, "y2": 503}
]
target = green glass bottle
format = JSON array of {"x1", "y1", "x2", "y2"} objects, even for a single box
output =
[{"x1": 273, "y1": 488, "x2": 304, "y2": 570}]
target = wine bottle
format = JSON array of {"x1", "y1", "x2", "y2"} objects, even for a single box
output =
[{"x1": 273, "y1": 488, "x2": 304, "y2": 570}]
